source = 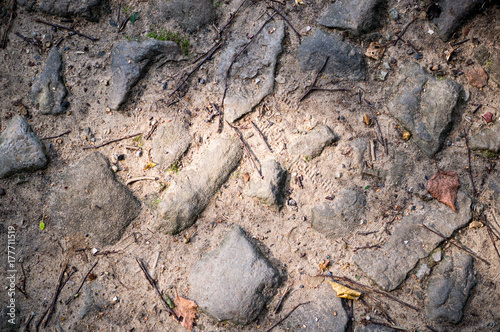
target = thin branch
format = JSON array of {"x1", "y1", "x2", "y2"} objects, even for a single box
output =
[
  {"x1": 42, "y1": 130, "x2": 71, "y2": 140},
  {"x1": 82, "y1": 133, "x2": 141, "y2": 150},
  {"x1": 299, "y1": 56, "x2": 329, "y2": 102},
  {"x1": 266, "y1": 301, "x2": 310, "y2": 332},
  {"x1": 66, "y1": 261, "x2": 99, "y2": 305},
  {"x1": 34, "y1": 19, "x2": 98, "y2": 41},
  {"x1": 274, "y1": 282, "x2": 293, "y2": 314},
  {"x1": 37, "y1": 260, "x2": 68, "y2": 329},
  {"x1": 226, "y1": 121, "x2": 263, "y2": 178},
  {"x1": 217, "y1": 0, "x2": 249, "y2": 39},
  {"x1": 126, "y1": 176, "x2": 158, "y2": 185},
  {"x1": 486, "y1": 226, "x2": 500, "y2": 262},
  {"x1": 0, "y1": 0, "x2": 16, "y2": 49},
  {"x1": 268, "y1": 6, "x2": 301, "y2": 43},
  {"x1": 251, "y1": 120, "x2": 273, "y2": 152},
  {"x1": 463, "y1": 129, "x2": 478, "y2": 197},
  {"x1": 393, "y1": 17, "x2": 417, "y2": 46}
]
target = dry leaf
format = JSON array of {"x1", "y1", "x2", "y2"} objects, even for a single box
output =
[
  {"x1": 426, "y1": 171, "x2": 460, "y2": 212},
  {"x1": 173, "y1": 296, "x2": 198, "y2": 330},
  {"x1": 325, "y1": 280, "x2": 361, "y2": 300},
  {"x1": 144, "y1": 161, "x2": 157, "y2": 171},
  {"x1": 318, "y1": 259, "x2": 330, "y2": 272},
  {"x1": 364, "y1": 42, "x2": 386, "y2": 60}
]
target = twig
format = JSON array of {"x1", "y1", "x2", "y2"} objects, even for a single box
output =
[
  {"x1": 54, "y1": 32, "x2": 76, "y2": 47},
  {"x1": 82, "y1": 133, "x2": 141, "y2": 150},
  {"x1": 42, "y1": 130, "x2": 71, "y2": 140},
  {"x1": 34, "y1": 19, "x2": 98, "y2": 42},
  {"x1": 426, "y1": 325, "x2": 439, "y2": 332},
  {"x1": 472, "y1": 103, "x2": 482, "y2": 114},
  {"x1": 118, "y1": 16, "x2": 130, "y2": 32},
  {"x1": 266, "y1": 301, "x2": 310, "y2": 332},
  {"x1": 357, "y1": 231, "x2": 377, "y2": 236},
  {"x1": 217, "y1": 0, "x2": 249, "y2": 39},
  {"x1": 24, "y1": 312, "x2": 35, "y2": 331},
  {"x1": 463, "y1": 129, "x2": 478, "y2": 197},
  {"x1": 126, "y1": 176, "x2": 158, "y2": 185},
  {"x1": 136, "y1": 258, "x2": 178, "y2": 319},
  {"x1": 15, "y1": 32, "x2": 42, "y2": 47},
  {"x1": 66, "y1": 260, "x2": 99, "y2": 305},
  {"x1": 299, "y1": 56, "x2": 329, "y2": 101},
  {"x1": 274, "y1": 282, "x2": 293, "y2": 314},
  {"x1": 144, "y1": 122, "x2": 158, "y2": 140},
  {"x1": 117, "y1": 0, "x2": 122, "y2": 24},
  {"x1": 38, "y1": 260, "x2": 68, "y2": 329},
  {"x1": 93, "y1": 250, "x2": 121, "y2": 256},
  {"x1": 451, "y1": 39, "x2": 469, "y2": 47},
  {"x1": 226, "y1": 121, "x2": 263, "y2": 178},
  {"x1": 487, "y1": 213, "x2": 500, "y2": 240},
  {"x1": 420, "y1": 224, "x2": 490, "y2": 265},
  {"x1": 486, "y1": 226, "x2": 500, "y2": 263},
  {"x1": 362, "y1": 319, "x2": 410, "y2": 331},
  {"x1": 251, "y1": 120, "x2": 273, "y2": 152},
  {"x1": 1, "y1": 0, "x2": 16, "y2": 49},
  {"x1": 268, "y1": 6, "x2": 301, "y2": 43},
  {"x1": 353, "y1": 244, "x2": 381, "y2": 252},
  {"x1": 393, "y1": 17, "x2": 417, "y2": 46}
]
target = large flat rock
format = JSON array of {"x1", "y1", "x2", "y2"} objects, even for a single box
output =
[
  {"x1": 246, "y1": 158, "x2": 286, "y2": 209},
  {"x1": 18, "y1": 0, "x2": 107, "y2": 21},
  {"x1": 189, "y1": 225, "x2": 280, "y2": 324},
  {"x1": 161, "y1": 0, "x2": 215, "y2": 33},
  {"x1": 386, "y1": 62, "x2": 462, "y2": 157},
  {"x1": 433, "y1": 0, "x2": 486, "y2": 41},
  {"x1": 48, "y1": 152, "x2": 141, "y2": 246},
  {"x1": 150, "y1": 119, "x2": 191, "y2": 174},
  {"x1": 469, "y1": 121, "x2": 500, "y2": 153},
  {"x1": 289, "y1": 125, "x2": 338, "y2": 160},
  {"x1": 156, "y1": 137, "x2": 242, "y2": 234},
  {"x1": 355, "y1": 191, "x2": 472, "y2": 291},
  {"x1": 0, "y1": 116, "x2": 48, "y2": 179}
]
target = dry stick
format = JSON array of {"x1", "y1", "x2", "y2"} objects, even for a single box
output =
[
  {"x1": 37, "y1": 260, "x2": 68, "y2": 329},
  {"x1": 317, "y1": 274, "x2": 420, "y2": 312},
  {"x1": 42, "y1": 130, "x2": 71, "y2": 140},
  {"x1": 144, "y1": 122, "x2": 158, "y2": 140},
  {"x1": 54, "y1": 32, "x2": 76, "y2": 47},
  {"x1": 251, "y1": 120, "x2": 273, "y2": 152},
  {"x1": 362, "y1": 319, "x2": 410, "y2": 331},
  {"x1": 420, "y1": 224, "x2": 491, "y2": 266},
  {"x1": 227, "y1": 121, "x2": 263, "y2": 178},
  {"x1": 126, "y1": 176, "x2": 158, "y2": 185},
  {"x1": 299, "y1": 56, "x2": 329, "y2": 102},
  {"x1": 217, "y1": 0, "x2": 249, "y2": 39},
  {"x1": 353, "y1": 244, "x2": 381, "y2": 252},
  {"x1": 1, "y1": 0, "x2": 16, "y2": 49},
  {"x1": 34, "y1": 19, "x2": 98, "y2": 41},
  {"x1": 82, "y1": 132, "x2": 141, "y2": 150},
  {"x1": 135, "y1": 258, "x2": 178, "y2": 319},
  {"x1": 117, "y1": 0, "x2": 122, "y2": 24},
  {"x1": 268, "y1": 6, "x2": 301, "y2": 43},
  {"x1": 66, "y1": 260, "x2": 99, "y2": 305},
  {"x1": 486, "y1": 226, "x2": 500, "y2": 262},
  {"x1": 15, "y1": 32, "x2": 42, "y2": 47},
  {"x1": 274, "y1": 282, "x2": 293, "y2": 314},
  {"x1": 488, "y1": 213, "x2": 500, "y2": 240},
  {"x1": 451, "y1": 38, "x2": 470, "y2": 47},
  {"x1": 266, "y1": 301, "x2": 311, "y2": 332},
  {"x1": 463, "y1": 129, "x2": 478, "y2": 197},
  {"x1": 393, "y1": 17, "x2": 417, "y2": 46},
  {"x1": 472, "y1": 103, "x2": 483, "y2": 114}
]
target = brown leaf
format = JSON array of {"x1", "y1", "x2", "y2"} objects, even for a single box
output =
[
  {"x1": 173, "y1": 296, "x2": 198, "y2": 330},
  {"x1": 426, "y1": 171, "x2": 460, "y2": 212}
]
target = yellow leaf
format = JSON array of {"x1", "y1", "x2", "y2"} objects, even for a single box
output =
[
  {"x1": 325, "y1": 280, "x2": 361, "y2": 300},
  {"x1": 144, "y1": 162, "x2": 157, "y2": 170}
]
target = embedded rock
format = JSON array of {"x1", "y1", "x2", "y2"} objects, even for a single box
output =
[
  {"x1": 434, "y1": 0, "x2": 486, "y2": 41},
  {"x1": 162, "y1": 0, "x2": 215, "y2": 33},
  {"x1": 290, "y1": 125, "x2": 338, "y2": 160},
  {"x1": 18, "y1": 0, "x2": 107, "y2": 21},
  {"x1": 469, "y1": 121, "x2": 500, "y2": 153},
  {"x1": 150, "y1": 119, "x2": 191, "y2": 174},
  {"x1": 246, "y1": 159, "x2": 286, "y2": 209}
]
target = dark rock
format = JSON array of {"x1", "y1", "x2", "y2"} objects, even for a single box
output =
[
  {"x1": 30, "y1": 48, "x2": 68, "y2": 115},
  {"x1": 425, "y1": 252, "x2": 476, "y2": 324},
  {"x1": 156, "y1": 137, "x2": 242, "y2": 234},
  {"x1": 2, "y1": 305, "x2": 20, "y2": 331},
  {"x1": 189, "y1": 225, "x2": 280, "y2": 324},
  {"x1": 150, "y1": 119, "x2": 191, "y2": 174},
  {"x1": 355, "y1": 191, "x2": 471, "y2": 291},
  {"x1": 0, "y1": 116, "x2": 48, "y2": 179},
  {"x1": 469, "y1": 121, "x2": 500, "y2": 153},
  {"x1": 18, "y1": 0, "x2": 107, "y2": 21},
  {"x1": 318, "y1": 0, "x2": 384, "y2": 36},
  {"x1": 0, "y1": 188, "x2": 5, "y2": 196},
  {"x1": 386, "y1": 62, "x2": 462, "y2": 157},
  {"x1": 108, "y1": 39, "x2": 181, "y2": 110},
  {"x1": 434, "y1": 0, "x2": 486, "y2": 41},
  {"x1": 246, "y1": 159, "x2": 286, "y2": 209},
  {"x1": 48, "y1": 152, "x2": 141, "y2": 246},
  {"x1": 297, "y1": 29, "x2": 366, "y2": 81},
  {"x1": 162, "y1": 0, "x2": 215, "y2": 33},
  {"x1": 290, "y1": 125, "x2": 338, "y2": 160},
  {"x1": 311, "y1": 189, "x2": 366, "y2": 237},
  {"x1": 473, "y1": 45, "x2": 490, "y2": 66}
]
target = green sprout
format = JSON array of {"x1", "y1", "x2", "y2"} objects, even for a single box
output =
[{"x1": 146, "y1": 28, "x2": 190, "y2": 55}]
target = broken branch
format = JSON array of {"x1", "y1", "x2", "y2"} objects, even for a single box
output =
[
  {"x1": 66, "y1": 260, "x2": 99, "y2": 305},
  {"x1": 34, "y1": 19, "x2": 98, "y2": 41},
  {"x1": 266, "y1": 301, "x2": 310, "y2": 332},
  {"x1": 82, "y1": 133, "x2": 142, "y2": 150},
  {"x1": 226, "y1": 121, "x2": 263, "y2": 178}
]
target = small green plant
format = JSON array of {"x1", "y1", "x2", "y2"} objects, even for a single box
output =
[
  {"x1": 486, "y1": 61, "x2": 493, "y2": 66},
  {"x1": 132, "y1": 134, "x2": 143, "y2": 147},
  {"x1": 213, "y1": 0, "x2": 222, "y2": 8},
  {"x1": 122, "y1": 5, "x2": 131, "y2": 13},
  {"x1": 146, "y1": 28, "x2": 190, "y2": 55},
  {"x1": 304, "y1": 155, "x2": 311, "y2": 162},
  {"x1": 168, "y1": 161, "x2": 180, "y2": 174}
]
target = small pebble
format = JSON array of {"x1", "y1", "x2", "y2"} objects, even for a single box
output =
[
  {"x1": 407, "y1": 49, "x2": 414, "y2": 55},
  {"x1": 414, "y1": 53, "x2": 422, "y2": 60},
  {"x1": 0, "y1": 188, "x2": 6, "y2": 196},
  {"x1": 388, "y1": 8, "x2": 399, "y2": 21},
  {"x1": 136, "y1": 150, "x2": 143, "y2": 157},
  {"x1": 288, "y1": 199, "x2": 297, "y2": 206},
  {"x1": 116, "y1": 154, "x2": 125, "y2": 161}
]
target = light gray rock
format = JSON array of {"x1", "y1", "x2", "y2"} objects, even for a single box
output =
[
  {"x1": 189, "y1": 225, "x2": 280, "y2": 324},
  {"x1": 355, "y1": 191, "x2": 471, "y2": 291},
  {"x1": 297, "y1": 29, "x2": 366, "y2": 81},
  {"x1": 386, "y1": 62, "x2": 462, "y2": 157},
  {"x1": 319, "y1": 0, "x2": 384, "y2": 36},
  {"x1": 18, "y1": 0, "x2": 107, "y2": 21},
  {"x1": 469, "y1": 122, "x2": 500, "y2": 153},
  {"x1": 290, "y1": 125, "x2": 338, "y2": 160},
  {"x1": 0, "y1": 116, "x2": 48, "y2": 179},
  {"x1": 246, "y1": 159, "x2": 286, "y2": 209},
  {"x1": 489, "y1": 177, "x2": 500, "y2": 216},
  {"x1": 150, "y1": 119, "x2": 191, "y2": 173},
  {"x1": 487, "y1": 48, "x2": 500, "y2": 87},
  {"x1": 433, "y1": 0, "x2": 486, "y2": 41},
  {"x1": 425, "y1": 252, "x2": 476, "y2": 324},
  {"x1": 161, "y1": 0, "x2": 215, "y2": 33},
  {"x1": 108, "y1": 39, "x2": 181, "y2": 110},
  {"x1": 48, "y1": 152, "x2": 141, "y2": 246},
  {"x1": 217, "y1": 20, "x2": 284, "y2": 123},
  {"x1": 156, "y1": 137, "x2": 242, "y2": 234},
  {"x1": 30, "y1": 47, "x2": 68, "y2": 115},
  {"x1": 311, "y1": 189, "x2": 366, "y2": 238}
]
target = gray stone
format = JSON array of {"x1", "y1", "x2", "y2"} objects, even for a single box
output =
[
  {"x1": 388, "y1": 8, "x2": 399, "y2": 21},
  {"x1": 1, "y1": 306, "x2": 20, "y2": 331},
  {"x1": 282, "y1": 282, "x2": 348, "y2": 331},
  {"x1": 318, "y1": 0, "x2": 383, "y2": 36},
  {"x1": 488, "y1": 48, "x2": 500, "y2": 87},
  {"x1": 425, "y1": 252, "x2": 476, "y2": 324},
  {"x1": 30, "y1": 47, "x2": 68, "y2": 115},
  {"x1": 469, "y1": 122, "x2": 500, "y2": 153},
  {"x1": 0, "y1": 116, "x2": 48, "y2": 179},
  {"x1": 297, "y1": 29, "x2": 366, "y2": 81},
  {"x1": 473, "y1": 45, "x2": 490, "y2": 66},
  {"x1": 433, "y1": 0, "x2": 486, "y2": 41},
  {"x1": 150, "y1": 119, "x2": 191, "y2": 173},
  {"x1": 156, "y1": 137, "x2": 242, "y2": 234},
  {"x1": 290, "y1": 125, "x2": 338, "y2": 160},
  {"x1": 162, "y1": 0, "x2": 215, "y2": 33},
  {"x1": 246, "y1": 159, "x2": 286, "y2": 209},
  {"x1": 355, "y1": 191, "x2": 471, "y2": 291},
  {"x1": 355, "y1": 323, "x2": 396, "y2": 332},
  {"x1": 489, "y1": 177, "x2": 500, "y2": 215},
  {"x1": 108, "y1": 39, "x2": 181, "y2": 110},
  {"x1": 217, "y1": 20, "x2": 284, "y2": 123},
  {"x1": 18, "y1": 0, "x2": 106, "y2": 21},
  {"x1": 48, "y1": 152, "x2": 141, "y2": 246},
  {"x1": 386, "y1": 62, "x2": 462, "y2": 157},
  {"x1": 311, "y1": 189, "x2": 367, "y2": 238},
  {"x1": 189, "y1": 225, "x2": 280, "y2": 324}
]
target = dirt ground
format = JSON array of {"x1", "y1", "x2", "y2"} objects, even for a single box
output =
[{"x1": 1, "y1": 0, "x2": 500, "y2": 331}]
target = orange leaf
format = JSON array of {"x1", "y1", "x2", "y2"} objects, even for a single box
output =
[
  {"x1": 426, "y1": 171, "x2": 460, "y2": 212},
  {"x1": 173, "y1": 296, "x2": 198, "y2": 330}
]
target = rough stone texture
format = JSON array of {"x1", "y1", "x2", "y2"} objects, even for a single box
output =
[
  {"x1": 297, "y1": 29, "x2": 366, "y2": 81},
  {"x1": 469, "y1": 121, "x2": 500, "y2": 153},
  {"x1": 48, "y1": 152, "x2": 141, "y2": 246},
  {"x1": 108, "y1": 39, "x2": 181, "y2": 110},
  {"x1": 162, "y1": 0, "x2": 215, "y2": 33},
  {"x1": 386, "y1": 62, "x2": 462, "y2": 157},
  {"x1": 217, "y1": 20, "x2": 284, "y2": 123},
  {"x1": 488, "y1": 48, "x2": 500, "y2": 87},
  {"x1": 189, "y1": 225, "x2": 280, "y2": 324},
  {"x1": 30, "y1": 47, "x2": 68, "y2": 115},
  {"x1": 425, "y1": 252, "x2": 476, "y2": 324},
  {"x1": 355, "y1": 191, "x2": 472, "y2": 291},
  {"x1": 246, "y1": 159, "x2": 286, "y2": 209},
  {"x1": 434, "y1": 0, "x2": 486, "y2": 41},
  {"x1": 318, "y1": 0, "x2": 384, "y2": 36},
  {"x1": 355, "y1": 323, "x2": 396, "y2": 332},
  {"x1": 150, "y1": 119, "x2": 191, "y2": 173},
  {"x1": 156, "y1": 137, "x2": 242, "y2": 234},
  {"x1": 290, "y1": 125, "x2": 338, "y2": 160},
  {"x1": 489, "y1": 177, "x2": 500, "y2": 215},
  {"x1": 311, "y1": 189, "x2": 367, "y2": 238},
  {"x1": 0, "y1": 116, "x2": 48, "y2": 179},
  {"x1": 18, "y1": 0, "x2": 107, "y2": 21},
  {"x1": 282, "y1": 282, "x2": 348, "y2": 331},
  {"x1": 464, "y1": 66, "x2": 488, "y2": 88}
]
